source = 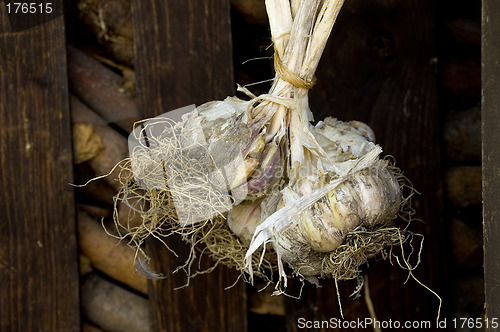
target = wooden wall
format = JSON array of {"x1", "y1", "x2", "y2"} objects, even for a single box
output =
[
  {"x1": 483, "y1": 0, "x2": 500, "y2": 327},
  {"x1": 0, "y1": 3, "x2": 80, "y2": 331}
]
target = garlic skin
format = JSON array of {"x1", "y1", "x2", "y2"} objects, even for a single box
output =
[
  {"x1": 354, "y1": 163, "x2": 402, "y2": 227},
  {"x1": 227, "y1": 200, "x2": 263, "y2": 244},
  {"x1": 128, "y1": 96, "x2": 289, "y2": 225},
  {"x1": 282, "y1": 185, "x2": 344, "y2": 253},
  {"x1": 274, "y1": 162, "x2": 401, "y2": 277},
  {"x1": 249, "y1": 118, "x2": 402, "y2": 278},
  {"x1": 229, "y1": 156, "x2": 260, "y2": 189},
  {"x1": 245, "y1": 143, "x2": 284, "y2": 199}
]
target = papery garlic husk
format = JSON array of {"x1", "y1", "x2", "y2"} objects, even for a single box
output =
[
  {"x1": 127, "y1": 96, "x2": 287, "y2": 226},
  {"x1": 274, "y1": 160, "x2": 402, "y2": 278},
  {"x1": 244, "y1": 142, "x2": 285, "y2": 199},
  {"x1": 242, "y1": 117, "x2": 403, "y2": 283},
  {"x1": 227, "y1": 200, "x2": 263, "y2": 244}
]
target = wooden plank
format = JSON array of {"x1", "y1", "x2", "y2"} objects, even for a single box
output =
[
  {"x1": 130, "y1": 1, "x2": 248, "y2": 331},
  {"x1": 0, "y1": 4, "x2": 80, "y2": 331},
  {"x1": 286, "y1": 0, "x2": 446, "y2": 328},
  {"x1": 482, "y1": 0, "x2": 500, "y2": 326},
  {"x1": 132, "y1": 0, "x2": 235, "y2": 111}
]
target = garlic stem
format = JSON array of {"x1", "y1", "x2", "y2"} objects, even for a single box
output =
[
  {"x1": 281, "y1": 0, "x2": 321, "y2": 75},
  {"x1": 290, "y1": 0, "x2": 301, "y2": 18},
  {"x1": 265, "y1": 0, "x2": 322, "y2": 140},
  {"x1": 265, "y1": 0, "x2": 343, "y2": 142},
  {"x1": 266, "y1": 104, "x2": 287, "y2": 143},
  {"x1": 265, "y1": 0, "x2": 293, "y2": 59},
  {"x1": 300, "y1": 0, "x2": 345, "y2": 78}
]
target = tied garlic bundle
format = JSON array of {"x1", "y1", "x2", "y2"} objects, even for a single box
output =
[{"x1": 115, "y1": 0, "x2": 410, "y2": 288}]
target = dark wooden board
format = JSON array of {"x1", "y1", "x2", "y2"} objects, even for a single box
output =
[
  {"x1": 482, "y1": 0, "x2": 500, "y2": 326},
  {"x1": 131, "y1": 1, "x2": 248, "y2": 331},
  {"x1": 0, "y1": 5, "x2": 80, "y2": 332},
  {"x1": 286, "y1": 0, "x2": 447, "y2": 329},
  {"x1": 132, "y1": 0, "x2": 235, "y2": 111}
]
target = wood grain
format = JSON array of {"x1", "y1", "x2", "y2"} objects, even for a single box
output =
[
  {"x1": 131, "y1": 1, "x2": 248, "y2": 331},
  {"x1": 482, "y1": 0, "x2": 500, "y2": 326},
  {"x1": 132, "y1": 0, "x2": 235, "y2": 111},
  {"x1": 0, "y1": 6, "x2": 80, "y2": 332},
  {"x1": 287, "y1": 0, "x2": 447, "y2": 328}
]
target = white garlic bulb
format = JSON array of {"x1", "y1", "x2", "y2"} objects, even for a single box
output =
[
  {"x1": 274, "y1": 160, "x2": 401, "y2": 278},
  {"x1": 243, "y1": 118, "x2": 402, "y2": 280}
]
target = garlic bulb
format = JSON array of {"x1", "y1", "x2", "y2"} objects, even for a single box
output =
[
  {"x1": 127, "y1": 96, "x2": 287, "y2": 225},
  {"x1": 274, "y1": 160, "x2": 402, "y2": 278},
  {"x1": 245, "y1": 142, "x2": 284, "y2": 199},
  {"x1": 243, "y1": 118, "x2": 402, "y2": 280}
]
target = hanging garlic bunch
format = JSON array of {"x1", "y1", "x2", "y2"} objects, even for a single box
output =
[
  {"x1": 226, "y1": 0, "x2": 404, "y2": 284},
  {"x1": 117, "y1": 0, "x2": 409, "y2": 288}
]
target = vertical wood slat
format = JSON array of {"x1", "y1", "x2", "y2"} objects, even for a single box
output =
[
  {"x1": 286, "y1": 0, "x2": 446, "y2": 328},
  {"x1": 482, "y1": 0, "x2": 500, "y2": 327},
  {"x1": 131, "y1": 1, "x2": 248, "y2": 331},
  {"x1": 0, "y1": 5, "x2": 80, "y2": 332}
]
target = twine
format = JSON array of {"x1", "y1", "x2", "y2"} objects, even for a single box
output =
[{"x1": 274, "y1": 50, "x2": 316, "y2": 90}]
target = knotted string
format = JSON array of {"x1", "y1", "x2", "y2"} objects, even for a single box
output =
[{"x1": 273, "y1": 50, "x2": 316, "y2": 90}]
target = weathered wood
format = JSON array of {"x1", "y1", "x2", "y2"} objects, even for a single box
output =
[
  {"x1": 454, "y1": 276, "x2": 485, "y2": 319},
  {"x1": 81, "y1": 274, "x2": 151, "y2": 332},
  {"x1": 73, "y1": 122, "x2": 104, "y2": 164},
  {"x1": 231, "y1": 0, "x2": 268, "y2": 26},
  {"x1": 82, "y1": 322, "x2": 106, "y2": 332},
  {"x1": 131, "y1": 1, "x2": 248, "y2": 331},
  {"x1": 71, "y1": 96, "x2": 122, "y2": 205},
  {"x1": 286, "y1": 0, "x2": 446, "y2": 328},
  {"x1": 0, "y1": 6, "x2": 80, "y2": 331},
  {"x1": 73, "y1": 162, "x2": 117, "y2": 206},
  {"x1": 80, "y1": 253, "x2": 94, "y2": 275},
  {"x1": 441, "y1": 56, "x2": 481, "y2": 101},
  {"x1": 482, "y1": 0, "x2": 500, "y2": 326},
  {"x1": 131, "y1": 0, "x2": 235, "y2": 111},
  {"x1": 248, "y1": 284, "x2": 285, "y2": 316},
  {"x1": 446, "y1": 19, "x2": 481, "y2": 49},
  {"x1": 78, "y1": 212, "x2": 148, "y2": 294}
]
